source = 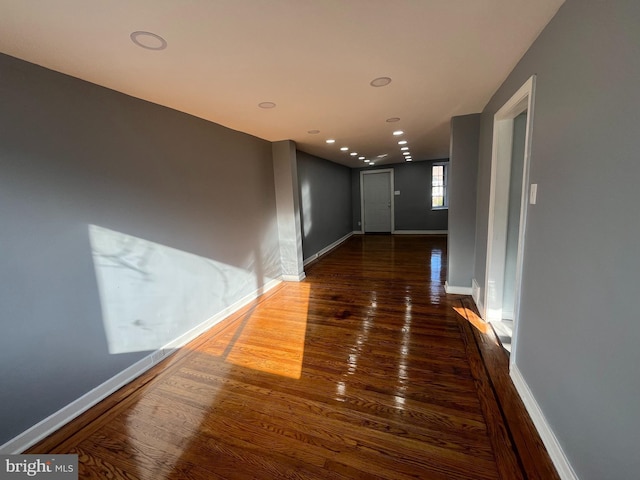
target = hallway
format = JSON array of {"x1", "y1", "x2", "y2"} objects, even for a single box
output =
[{"x1": 30, "y1": 235, "x2": 557, "y2": 479}]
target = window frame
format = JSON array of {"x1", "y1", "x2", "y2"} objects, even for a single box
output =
[{"x1": 431, "y1": 162, "x2": 449, "y2": 210}]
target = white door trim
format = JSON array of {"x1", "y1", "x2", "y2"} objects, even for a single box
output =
[
  {"x1": 484, "y1": 75, "x2": 536, "y2": 365},
  {"x1": 360, "y1": 169, "x2": 395, "y2": 233}
]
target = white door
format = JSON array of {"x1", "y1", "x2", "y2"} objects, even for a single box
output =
[{"x1": 362, "y1": 171, "x2": 392, "y2": 233}]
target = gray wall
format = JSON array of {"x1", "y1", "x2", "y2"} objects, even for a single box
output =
[
  {"x1": 473, "y1": 1, "x2": 640, "y2": 478},
  {"x1": 297, "y1": 151, "x2": 352, "y2": 260},
  {"x1": 447, "y1": 114, "x2": 480, "y2": 288},
  {"x1": 352, "y1": 161, "x2": 448, "y2": 231},
  {"x1": 0, "y1": 53, "x2": 280, "y2": 446}
]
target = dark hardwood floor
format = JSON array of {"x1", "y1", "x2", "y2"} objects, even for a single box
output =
[{"x1": 28, "y1": 235, "x2": 559, "y2": 479}]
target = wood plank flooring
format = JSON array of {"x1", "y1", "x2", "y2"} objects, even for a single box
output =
[{"x1": 28, "y1": 235, "x2": 559, "y2": 479}]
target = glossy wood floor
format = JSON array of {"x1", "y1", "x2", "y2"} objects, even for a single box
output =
[{"x1": 29, "y1": 235, "x2": 559, "y2": 479}]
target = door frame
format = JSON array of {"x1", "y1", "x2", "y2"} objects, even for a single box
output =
[
  {"x1": 484, "y1": 75, "x2": 536, "y2": 365},
  {"x1": 360, "y1": 169, "x2": 394, "y2": 233}
]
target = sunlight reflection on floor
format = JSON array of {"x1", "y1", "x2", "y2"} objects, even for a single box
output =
[
  {"x1": 453, "y1": 305, "x2": 490, "y2": 335},
  {"x1": 197, "y1": 283, "x2": 311, "y2": 379}
]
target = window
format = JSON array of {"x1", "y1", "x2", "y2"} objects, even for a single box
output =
[{"x1": 431, "y1": 163, "x2": 448, "y2": 209}]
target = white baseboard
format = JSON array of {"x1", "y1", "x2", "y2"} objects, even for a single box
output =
[
  {"x1": 0, "y1": 277, "x2": 282, "y2": 454},
  {"x1": 303, "y1": 231, "x2": 354, "y2": 266},
  {"x1": 352, "y1": 230, "x2": 364, "y2": 235},
  {"x1": 510, "y1": 366, "x2": 579, "y2": 480},
  {"x1": 281, "y1": 273, "x2": 306, "y2": 281},
  {"x1": 472, "y1": 278, "x2": 485, "y2": 319},
  {"x1": 392, "y1": 230, "x2": 448, "y2": 235},
  {"x1": 444, "y1": 281, "x2": 473, "y2": 295}
]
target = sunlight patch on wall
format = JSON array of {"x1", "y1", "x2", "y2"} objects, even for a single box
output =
[
  {"x1": 89, "y1": 225, "x2": 277, "y2": 354},
  {"x1": 301, "y1": 180, "x2": 313, "y2": 237}
]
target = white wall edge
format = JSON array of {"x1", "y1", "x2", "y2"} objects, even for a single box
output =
[
  {"x1": 352, "y1": 230, "x2": 364, "y2": 235},
  {"x1": 472, "y1": 278, "x2": 485, "y2": 319},
  {"x1": 303, "y1": 254, "x2": 318, "y2": 267},
  {"x1": 510, "y1": 365, "x2": 579, "y2": 480},
  {"x1": 303, "y1": 231, "x2": 354, "y2": 266},
  {"x1": 0, "y1": 277, "x2": 283, "y2": 454},
  {"x1": 392, "y1": 230, "x2": 448, "y2": 235},
  {"x1": 444, "y1": 281, "x2": 473, "y2": 295},
  {"x1": 282, "y1": 273, "x2": 305, "y2": 282}
]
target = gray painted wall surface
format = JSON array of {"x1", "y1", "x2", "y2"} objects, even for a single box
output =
[
  {"x1": 473, "y1": 1, "x2": 640, "y2": 478},
  {"x1": 297, "y1": 151, "x2": 352, "y2": 260},
  {"x1": 352, "y1": 161, "x2": 448, "y2": 231},
  {"x1": 447, "y1": 114, "x2": 480, "y2": 288},
  {"x1": 0, "y1": 53, "x2": 280, "y2": 446}
]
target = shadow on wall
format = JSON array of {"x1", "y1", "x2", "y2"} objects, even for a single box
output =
[{"x1": 89, "y1": 225, "x2": 280, "y2": 355}]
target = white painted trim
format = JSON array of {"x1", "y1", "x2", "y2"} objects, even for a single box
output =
[
  {"x1": 303, "y1": 254, "x2": 318, "y2": 266},
  {"x1": 0, "y1": 277, "x2": 282, "y2": 454},
  {"x1": 360, "y1": 168, "x2": 395, "y2": 233},
  {"x1": 352, "y1": 230, "x2": 364, "y2": 235},
  {"x1": 510, "y1": 366, "x2": 579, "y2": 480},
  {"x1": 444, "y1": 281, "x2": 473, "y2": 295},
  {"x1": 484, "y1": 75, "x2": 536, "y2": 363},
  {"x1": 392, "y1": 230, "x2": 448, "y2": 235},
  {"x1": 303, "y1": 231, "x2": 353, "y2": 266},
  {"x1": 472, "y1": 278, "x2": 485, "y2": 319},
  {"x1": 282, "y1": 273, "x2": 305, "y2": 282},
  {"x1": 317, "y1": 232, "x2": 352, "y2": 258}
]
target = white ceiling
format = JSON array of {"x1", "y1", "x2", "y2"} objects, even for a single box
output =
[{"x1": 0, "y1": 0, "x2": 564, "y2": 167}]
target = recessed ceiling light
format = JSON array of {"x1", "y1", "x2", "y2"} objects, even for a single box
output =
[
  {"x1": 369, "y1": 162, "x2": 375, "y2": 166},
  {"x1": 326, "y1": 139, "x2": 336, "y2": 144},
  {"x1": 130, "y1": 31, "x2": 167, "y2": 50},
  {"x1": 370, "y1": 77, "x2": 392, "y2": 87},
  {"x1": 393, "y1": 130, "x2": 404, "y2": 136},
  {"x1": 401, "y1": 147, "x2": 409, "y2": 151},
  {"x1": 358, "y1": 156, "x2": 365, "y2": 160},
  {"x1": 398, "y1": 140, "x2": 408, "y2": 145},
  {"x1": 403, "y1": 152, "x2": 410, "y2": 156},
  {"x1": 258, "y1": 101, "x2": 276, "y2": 109},
  {"x1": 350, "y1": 152, "x2": 358, "y2": 156},
  {"x1": 364, "y1": 159, "x2": 371, "y2": 163},
  {"x1": 308, "y1": 130, "x2": 320, "y2": 134},
  {"x1": 340, "y1": 147, "x2": 349, "y2": 151},
  {"x1": 386, "y1": 117, "x2": 400, "y2": 123},
  {"x1": 406, "y1": 158, "x2": 412, "y2": 162}
]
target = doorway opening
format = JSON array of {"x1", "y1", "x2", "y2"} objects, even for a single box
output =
[
  {"x1": 360, "y1": 169, "x2": 394, "y2": 233},
  {"x1": 484, "y1": 76, "x2": 536, "y2": 363}
]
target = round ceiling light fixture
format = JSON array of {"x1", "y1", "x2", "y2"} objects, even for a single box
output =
[
  {"x1": 258, "y1": 101, "x2": 276, "y2": 109},
  {"x1": 308, "y1": 130, "x2": 320, "y2": 134},
  {"x1": 130, "y1": 31, "x2": 167, "y2": 50},
  {"x1": 358, "y1": 156, "x2": 365, "y2": 160},
  {"x1": 340, "y1": 147, "x2": 349, "y2": 151},
  {"x1": 386, "y1": 117, "x2": 401, "y2": 123},
  {"x1": 393, "y1": 130, "x2": 404, "y2": 136},
  {"x1": 398, "y1": 140, "x2": 408, "y2": 145},
  {"x1": 350, "y1": 152, "x2": 358, "y2": 156},
  {"x1": 326, "y1": 139, "x2": 336, "y2": 144},
  {"x1": 370, "y1": 77, "x2": 392, "y2": 87}
]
